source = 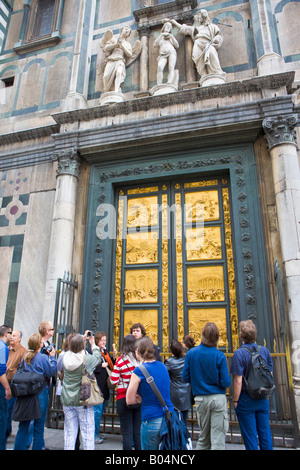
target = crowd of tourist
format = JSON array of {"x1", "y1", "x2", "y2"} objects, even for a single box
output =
[{"x1": 0, "y1": 319, "x2": 274, "y2": 451}]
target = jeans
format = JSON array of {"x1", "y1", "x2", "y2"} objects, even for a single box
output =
[
  {"x1": 195, "y1": 394, "x2": 228, "y2": 450},
  {"x1": 117, "y1": 397, "x2": 142, "y2": 450},
  {"x1": 14, "y1": 386, "x2": 50, "y2": 450},
  {"x1": 63, "y1": 405, "x2": 95, "y2": 450},
  {"x1": 235, "y1": 391, "x2": 273, "y2": 450},
  {"x1": 140, "y1": 417, "x2": 163, "y2": 450},
  {"x1": 0, "y1": 387, "x2": 8, "y2": 450},
  {"x1": 94, "y1": 400, "x2": 106, "y2": 437}
]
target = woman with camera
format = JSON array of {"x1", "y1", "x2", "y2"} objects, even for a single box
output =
[
  {"x1": 13, "y1": 333, "x2": 57, "y2": 450},
  {"x1": 61, "y1": 331, "x2": 102, "y2": 450}
]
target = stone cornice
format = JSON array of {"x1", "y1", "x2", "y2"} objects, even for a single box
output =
[
  {"x1": 0, "y1": 123, "x2": 60, "y2": 146},
  {"x1": 52, "y1": 72, "x2": 295, "y2": 126},
  {"x1": 133, "y1": 0, "x2": 197, "y2": 25},
  {"x1": 52, "y1": 94, "x2": 297, "y2": 164}
]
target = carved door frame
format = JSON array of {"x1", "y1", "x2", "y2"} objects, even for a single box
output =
[{"x1": 81, "y1": 144, "x2": 274, "y2": 352}]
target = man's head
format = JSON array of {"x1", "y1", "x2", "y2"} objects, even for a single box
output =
[
  {"x1": 39, "y1": 321, "x2": 54, "y2": 341},
  {"x1": 10, "y1": 330, "x2": 22, "y2": 349},
  {"x1": 130, "y1": 323, "x2": 146, "y2": 339},
  {"x1": 239, "y1": 320, "x2": 257, "y2": 344},
  {"x1": 0, "y1": 325, "x2": 12, "y2": 344}
]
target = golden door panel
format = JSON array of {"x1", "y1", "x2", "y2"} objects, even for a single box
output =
[
  {"x1": 185, "y1": 190, "x2": 220, "y2": 222},
  {"x1": 124, "y1": 269, "x2": 158, "y2": 304},
  {"x1": 124, "y1": 310, "x2": 158, "y2": 345},
  {"x1": 186, "y1": 226, "x2": 222, "y2": 261},
  {"x1": 187, "y1": 266, "x2": 225, "y2": 302},
  {"x1": 188, "y1": 308, "x2": 227, "y2": 347},
  {"x1": 127, "y1": 196, "x2": 158, "y2": 227},
  {"x1": 126, "y1": 232, "x2": 159, "y2": 264}
]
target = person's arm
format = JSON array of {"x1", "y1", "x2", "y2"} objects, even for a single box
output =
[
  {"x1": 182, "y1": 352, "x2": 191, "y2": 383},
  {"x1": 126, "y1": 373, "x2": 141, "y2": 405},
  {"x1": 232, "y1": 375, "x2": 243, "y2": 408},
  {"x1": 0, "y1": 373, "x2": 12, "y2": 400},
  {"x1": 110, "y1": 358, "x2": 121, "y2": 385}
]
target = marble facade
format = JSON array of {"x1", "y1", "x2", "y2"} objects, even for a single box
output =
[{"x1": 0, "y1": 0, "x2": 300, "y2": 436}]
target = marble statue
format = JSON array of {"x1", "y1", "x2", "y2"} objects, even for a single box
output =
[
  {"x1": 171, "y1": 9, "x2": 226, "y2": 86},
  {"x1": 153, "y1": 21, "x2": 179, "y2": 86},
  {"x1": 99, "y1": 25, "x2": 141, "y2": 104}
]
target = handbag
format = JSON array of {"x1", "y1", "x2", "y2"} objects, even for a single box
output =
[
  {"x1": 106, "y1": 367, "x2": 116, "y2": 390},
  {"x1": 139, "y1": 364, "x2": 192, "y2": 450},
  {"x1": 79, "y1": 356, "x2": 104, "y2": 406}
]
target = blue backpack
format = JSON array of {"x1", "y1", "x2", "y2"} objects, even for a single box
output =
[{"x1": 139, "y1": 364, "x2": 192, "y2": 450}]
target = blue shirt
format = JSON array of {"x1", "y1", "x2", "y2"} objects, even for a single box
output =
[
  {"x1": 0, "y1": 339, "x2": 9, "y2": 389},
  {"x1": 134, "y1": 361, "x2": 174, "y2": 421},
  {"x1": 22, "y1": 352, "x2": 57, "y2": 379},
  {"x1": 182, "y1": 343, "x2": 231, "y2": 396},
  {"x1": 230, "y1": 343, "x2": 273, "y2": 392}
]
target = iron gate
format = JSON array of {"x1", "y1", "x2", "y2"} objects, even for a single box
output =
[{"x1": 47, "y1": 272, "x2": 77, "y2": 428}]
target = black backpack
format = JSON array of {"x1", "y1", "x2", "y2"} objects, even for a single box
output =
[
  {"x1": 242, "y1": 345, "x2": 276, "y2": 400},
  {"x1": 10, "y1": 361, "x2": 47, "y2": 397}
]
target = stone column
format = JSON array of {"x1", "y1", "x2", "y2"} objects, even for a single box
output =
[
  {"x1": 42, "y1": 148, "x2": 81, "y2": 321},
  {"x1": 249, "y1": 0, "x2": 285, "y2": 75},
  {"x1": 138, "y1": 26, "x2": 151, "y2": 94},
  {"x1": 263, "y1": 114, "x2": 300, "y2": 423}
]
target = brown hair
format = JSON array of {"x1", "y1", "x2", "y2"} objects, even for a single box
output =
[
  {"x1": 69, "y1": 334, "x2": 85, "y2": 353},
  {"x1": 130, "y1": 323, "x2": 146, "y2": 337},
  {"x1": 239, "y1": 320, "x2": 257, "y2": 344},
  {"x1": 94, "y1": 331, "x2": 107, "y2": 346},
  {"x1": 63, "y1": 332, "x2": 76, "y2": 351},
  {"x1": 170, "y1": 339, "x2": 184, "y2": 358},
  {"x1": 183, "y1": 334, "x2": 195, "y2": 350},
  {"x1": 135, "y1": 337, "x2": 155, "y2": 361},
  {"x1": 25, "y1": 333, "x2": 42, "y2": 364},
  {"x1": 201, "y1": 322, "x2": 220, "y2": 348}
]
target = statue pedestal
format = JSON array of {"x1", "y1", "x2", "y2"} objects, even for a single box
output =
[
  {"x1": 200, "y1": 73, "x2": 226, "y2": 87},
  {"x1": 150, "y1": 83, "x2": 178, "y2": 96},
  {"x1": 100, "y1": 92, "x2": 126, "y2": 106}
]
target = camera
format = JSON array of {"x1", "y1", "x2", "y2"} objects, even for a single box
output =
[
  {"x1": 43, "y1": 343, "x2": 55, "y2": 355},
  {"x1": 87, "y1": 331, "x2": 92, "y2": 337}
]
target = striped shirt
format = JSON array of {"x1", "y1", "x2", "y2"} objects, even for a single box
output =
[{"x1": 110, "y1": 354, "x2": 139, "y2": 400}]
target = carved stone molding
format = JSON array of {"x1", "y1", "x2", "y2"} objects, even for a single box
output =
[
  {"x1": 53, "y1": 148, "x2": 82, "y2": 179},
  {"x1": 263, "y1": 114, "x2": 298, "y2": 150}
]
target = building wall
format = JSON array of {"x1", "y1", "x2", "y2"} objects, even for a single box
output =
[{"x1": 0, "y1": 0, "x2": 300, "y2": 428}]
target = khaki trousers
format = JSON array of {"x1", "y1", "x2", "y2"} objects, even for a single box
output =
[{"x1": 194, "y1": 394, "x2": 228, "y2": 450}]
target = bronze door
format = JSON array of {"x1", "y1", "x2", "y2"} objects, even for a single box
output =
[{"x1": 112, "y1": 177, "x2": 238, "y2": 355}]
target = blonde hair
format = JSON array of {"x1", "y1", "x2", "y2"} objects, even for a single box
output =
[
  {"x1": 39, "y1": 321, "x2": 52, "y2": 337},
  {"x1": 25, "y1": 333, "x2": 42, "y2": 364}
]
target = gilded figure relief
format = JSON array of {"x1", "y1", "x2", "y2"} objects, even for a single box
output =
[
  {"x1": 187, "y1": 266, "x2": 225, "y2": 302},
  {"x1": 124, "y1": 269, "x2": 158, "y2": 303},
  {"x1": 126, "y1": 232, "x2": 158, "y2": 264},
  {"x1": 189, "y1": 308, "x2": 227, "y2": 347},
  {"x1": 125, "y1": 310, "x2": 158, "y2": 344},
  {"x1": 127, "y1": 196, "x2": 158, "y2": 227},
  {"x1": 185, "y1": 190, "x2": 220, "y2": 222},
  {"x1": 186, "y1": 226, "x2": 222, "y2": 260}
]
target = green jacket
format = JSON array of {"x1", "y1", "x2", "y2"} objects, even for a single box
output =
[{"x1": 61, "y1": 347, "x2": 102, "y2": 406}]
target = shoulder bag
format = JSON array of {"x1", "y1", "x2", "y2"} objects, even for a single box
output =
[
  {"x1": 10, "y1": 360, "x2": 46, "y2": 397},
  {"x1": 79, "y1": 356, "x2": 104, "y2": 406},
  {"x1": 139, "y1": 364, "x2": 192, "y2": 450}
]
